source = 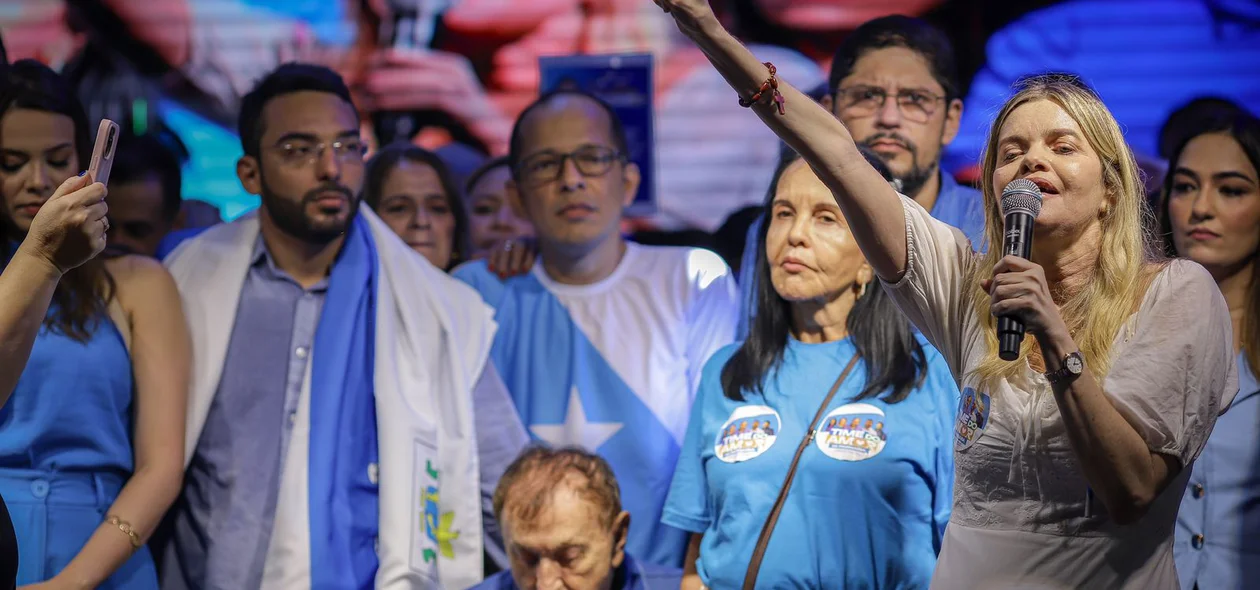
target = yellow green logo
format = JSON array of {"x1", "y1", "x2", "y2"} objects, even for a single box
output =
[{"x1": 421, "y1": 460, "x2": 460, "y2": 563}]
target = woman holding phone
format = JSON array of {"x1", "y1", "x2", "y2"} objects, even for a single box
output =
[
  {"x1": 0, "y1": 138, "x2": 113, "y2": 590},
  {"x1": 0, "y1": 60, "x2": 188, "y2": 589}
]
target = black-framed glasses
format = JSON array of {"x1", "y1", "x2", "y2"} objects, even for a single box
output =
[
  {"x1": 271, "y1": 138, "x2": 368, "y2": 167},
  {"x1": 835, "y1": 85, "x2": 946, "y2": 123},
  {"x1": 517, "y1": 145, "x2": 624, "y2": 185}
]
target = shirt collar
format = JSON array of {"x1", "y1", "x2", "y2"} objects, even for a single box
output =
[
  {"x1": 249, "y1": 234, "x2": 269, "y2": 267},
  {"x1": 250, "y1": 234, "x2": 331, "y2": 293},
  {"x1": 616, "y1": 553, "x2": 644, "y2": 590}
]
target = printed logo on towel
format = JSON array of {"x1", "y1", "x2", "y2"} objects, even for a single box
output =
[
  {"x1": 412, "y1": 438, "x2": 460, "y2": 575},
  {"x1": 714, "y1": 405, "x2": 781, "y2": 463},
  {"x1": 955, "y1": 387, "x2": 991, "y2": 450},
  {"x1": 815, "y1": 403, "x2": 888, "y2": 461}
]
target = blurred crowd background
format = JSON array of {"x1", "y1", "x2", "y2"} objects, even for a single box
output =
[{"x1": 2, "y1": 0, "x2": 1258, "y2": 251}]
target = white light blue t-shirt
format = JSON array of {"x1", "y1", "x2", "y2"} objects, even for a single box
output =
[
  {"x1": 453, "y1": 242, "x2": 739, "y2": 568},
  {"x1": 663, "y1": 336, "x2": 959, "y2": 588}
]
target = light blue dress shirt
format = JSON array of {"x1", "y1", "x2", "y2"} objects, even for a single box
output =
[
  {"x1": 1175, "y1": 353, "x2": 1260, "y2": 590},
  {"x1": 162, "y1": 237, "x2": 326, "y2": 589}
]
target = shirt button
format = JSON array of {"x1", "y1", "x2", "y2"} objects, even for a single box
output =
[
  {"x1": 368, "y1": 462, "x2": 379, "y2": 485},
  {"x1": 1192, "y1": 534, "x2": 1205, "y2": 549},
  {"x1": 30, "y1": 479, "x2": 49, "y2": 499},
  {"x1": 1192, "y1": 484, "x2": 1204, "y2": 498},
  {"x1": 295, "y1": 346, "x2": 309, "y2": 359}
]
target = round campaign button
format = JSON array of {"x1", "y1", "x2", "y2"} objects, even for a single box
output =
[
  {"x1": 955, "y1": 387, "x2": 991, "y2": 450},
  {"x1": 815, "y1": 403, "x2": 888, "y2": 461},
  {"x1": 714, "y1": 405, "x2": 781, "y2": 463}
]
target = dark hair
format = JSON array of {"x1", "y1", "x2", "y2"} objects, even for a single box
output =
[
  {"x1": 0, "y1": 60, "x2": 114, "y2": 342},
  {"x1": 363, "y1": 142, "x2": 470, "y2": 270},
  {"x1": 464, "y1": 155, "x2": 511, "y2": 196},
  {"x1": 237, "y1": 62, "x2": 357, "y2": 158},
  {"x1": 1158, "y1": 97, "x2": 1247, "y2": 160},
  {"x1": 1159, "y1": 111, "x2": 1260, "y2": 380},
  {"x1": 111, "y1": 131, "x2": 184, "y2": 221},
  {"x1": 493, "y1": 445, "x2": 622, "y2": 530},
  {"x1": 507, "y1": 89, "x2": 629, "y2": 179},
  {"x1": 722, "y1": 148, "x2": 927, "y2": 403},
  {"x1": 827, "y1": 15, "x2": 960, "y2": 101}
]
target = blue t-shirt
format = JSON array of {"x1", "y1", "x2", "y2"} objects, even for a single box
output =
[{"x1": 663, "y1": 336, "x2": 958, "y2": 589}]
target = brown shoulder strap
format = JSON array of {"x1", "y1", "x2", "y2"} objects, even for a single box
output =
[{"x1": 742, "y1": 354, "x2": 860, "y2": 590}]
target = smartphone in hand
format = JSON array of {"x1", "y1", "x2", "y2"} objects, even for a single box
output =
[{"x1": 86, "y1": 119, "x2": 120, "y2": 185}]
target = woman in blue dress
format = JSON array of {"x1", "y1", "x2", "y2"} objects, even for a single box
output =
[
  {"x1": 0, "y1": 108, "x2": 113, "y2": 589},
  {"x1": 0, "y1": 60, "x2": 189, "y2": 588},
  {"x1": 1164, "y1": 110, "x2": 1260, "y2": 590},
  {"x1": 663, "y1": 152, "x2": 959, "y2": 589}
]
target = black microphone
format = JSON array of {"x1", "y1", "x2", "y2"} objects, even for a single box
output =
[{"x1": 997, "y1": 178, "x2": 1043, "y2": 361}]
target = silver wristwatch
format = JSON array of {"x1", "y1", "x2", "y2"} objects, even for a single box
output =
[{"x1": 1045, "y1": 351, "x2": 1084, "y2": 386}]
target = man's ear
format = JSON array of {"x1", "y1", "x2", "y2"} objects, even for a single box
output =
[
  {"x1": 609, "y1": 510, "x2": 630, "y2": 568},
  {"x1": 821, "y1": 93, "x2": 835, "y2": 115},
  {"x1": 620, "y1": 162, "x2": 641, "y2": 209},
  {"x1": 941, "y1": 97, "x2": 964, "y2": 147},
  {"x1": 237, "y1": 155, "x2": 262, "y2": 196}
]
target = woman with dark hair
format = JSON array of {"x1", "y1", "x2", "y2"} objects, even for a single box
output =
[
  {"x1": 0, "y1": 139, "x2": 112, "y2": 590},
  {"x1": 463, "y1": 156, "x2": 534, "y2": 260},
  {"x1": 658, "y1": 1, "x2": 1239, "y2": 586},
  {"x1": 0, "y1": 60, "x2": 188, "y2": 588},
  {"x1": 1161, "y1": 111, "x2": 1260, "y2": 590},
  {"x1": 663, "y1": 154, "x2": 958, "y2": 588},
  {"x1": 364, "y1": 142, "x2": 470, "y2": 271}
]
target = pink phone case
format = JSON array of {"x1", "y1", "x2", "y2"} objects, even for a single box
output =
[{"x1": 86, "y1": 119, "x2": 120, "y2": 185}]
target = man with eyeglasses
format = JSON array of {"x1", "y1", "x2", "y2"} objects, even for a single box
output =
[
  {"x1": 736, "y1": 15, "x2": 985, "y2": 338},
  {"x1": 452, "y1": 89, "x2": 739, "y2": 570},
  {"x1": 159, "y1": 63, "x2": 527, "y2": 589}
]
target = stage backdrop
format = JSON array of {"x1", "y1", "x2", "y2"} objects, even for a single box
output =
[{"x1": 1, "y1": 0, "x2": 1257, "y2": 228}]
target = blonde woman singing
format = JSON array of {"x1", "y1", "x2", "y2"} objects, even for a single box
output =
[{"x1": 651, "y1": 0, "x2": 1238, "y2": 588}]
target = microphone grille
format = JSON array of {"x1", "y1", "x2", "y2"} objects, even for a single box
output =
[{"x1": 1001, "y1": 178, "x2": 1043, "y2": 218}]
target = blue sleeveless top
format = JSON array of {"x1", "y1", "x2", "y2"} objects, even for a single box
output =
[{"x1": 0, "y1": 298, "x2": 134, "y2": 475}]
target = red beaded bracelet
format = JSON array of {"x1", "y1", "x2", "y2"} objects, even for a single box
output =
[{"x1": 738, "y1": 62, "x2": 786, "y2": 115}]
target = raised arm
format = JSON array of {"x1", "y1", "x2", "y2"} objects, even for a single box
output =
[
  {"x1": 0, "y1": 175, "x2": 107, "y2": 404},
  {"x1": 653, "y1": 0, "x2": 908, "y2": 281}
]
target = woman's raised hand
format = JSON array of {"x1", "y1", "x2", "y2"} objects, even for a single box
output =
[
  {"x1": 649, "y1": 0, "x2": 720, "y2": 39},
  {"x1": 21, "y1": 173, "x2": 109, "y2": 275}
]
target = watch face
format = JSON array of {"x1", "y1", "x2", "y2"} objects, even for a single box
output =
[{"x1": 1066, "y1": 354, "x2": 1084, "y2": 374}]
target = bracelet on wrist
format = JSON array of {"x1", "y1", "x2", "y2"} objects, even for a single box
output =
[
  {"x1": 106, "y1": 514, "x2": 142, "y2": 549},
  {"x1": 738, "y1": 62, "x2": 786, "y2": 115}
]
